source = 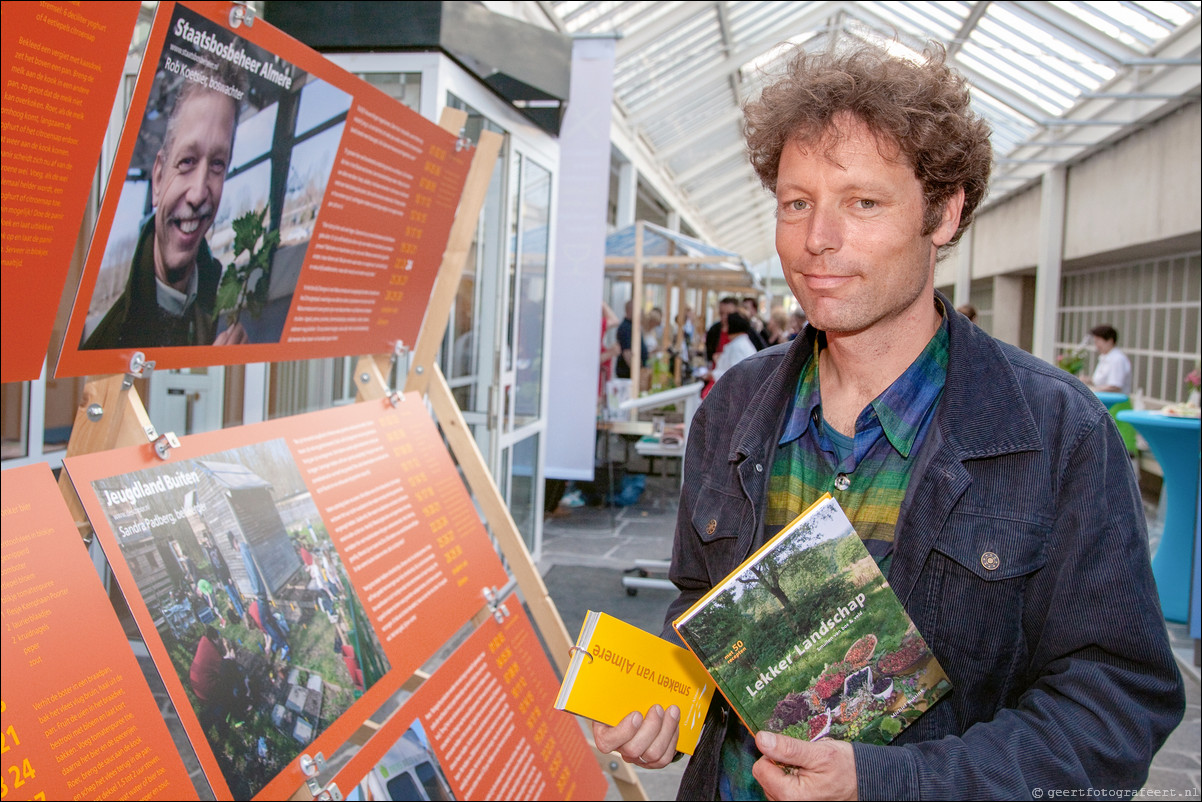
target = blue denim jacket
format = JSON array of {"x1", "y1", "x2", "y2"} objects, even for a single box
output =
[{"x1": 666, "y1": 295, "x2": 1184, "y2": 800}]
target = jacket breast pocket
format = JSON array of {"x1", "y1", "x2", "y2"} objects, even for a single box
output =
[
  {"x1": 922, "y1": 512, "x2": 1048, "y2": 712},
  {"x1": 690, "y1": 486, "x2": 755, "y2": 587}
]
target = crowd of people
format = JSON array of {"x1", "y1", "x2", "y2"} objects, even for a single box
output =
[{"x1": 601, "y1": 294, "x2": 810, "y2": 399}]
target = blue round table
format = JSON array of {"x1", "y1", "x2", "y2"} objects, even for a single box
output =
[
  {"x1": 1116, "y1": 409, "x2": 1200, "y2": 623},
  {"x1": 1093, "y1": 391, "x2": 1128, "y2": 410}
]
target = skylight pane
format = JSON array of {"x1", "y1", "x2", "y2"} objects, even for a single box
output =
[
  {"x1": 975, "y1": 19, "x2": 1087, "y2": 98},
  {"x1": 895, "y1": 1, "x2": 962, "y2": 38},
  {"x1": 960, "y1": 42, "x2": 1067, "y2": 116},
  {"x1": 1091, "y1": 2, "x2": 1170, "y2": 43},
  {"x1": 1138, "y1": 1, "x2": 1201, "y2": 27},
  {"x1": 991, "y1": 6, "x2": 1115, "y2": 85},
  {"x1": 1051, "y1": 1, "x2": 1152, "y2": 49},
  {"x1": 867, "y1": 2, "x2": 935, "y2": 39}
]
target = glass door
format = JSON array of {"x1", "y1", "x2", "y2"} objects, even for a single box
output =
[
  {"x1": 439, "y1": 96, "x2": 555, "y2": 556},
  {"x1": 147, "y1": 367, "x2": 226, "y2": 437},
  {"x1": 494, "y1": 153, "x2": 553, "y2": 554}
]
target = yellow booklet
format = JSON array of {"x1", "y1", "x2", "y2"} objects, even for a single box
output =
[{"x1": 554, "y1": 611, "x2": 714, "y2": 754}]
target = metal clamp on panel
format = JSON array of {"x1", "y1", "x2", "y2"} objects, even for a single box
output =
[
  {"x1": 299, "y1": 752, "x2": 342, "y2": 800},
  {"x1": 482, "y1": 586, "x2": 510, "y2": 623},
  {"x1": 229, "y1": 1, "x2": 255, "y2": 28},
  {"x1": 153, "y1": 432, "x2": 180, "y2": 461},
  {"x1": 123, "y1": 351, "x2": 155, "y2": 390},
  {"x1": 393, "y1": 340, "x2": 411, "y2": 392}
]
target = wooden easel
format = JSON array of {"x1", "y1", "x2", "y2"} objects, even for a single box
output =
[
  {"x1": 59, "y1": 107, "x2": 649, "y2": 801},
  {"x1": 57, "y1": 361, "x2": 159, "y2": 538},
  {"x1": 353, "y1": 108, "x2": 649, "y2": 802}
]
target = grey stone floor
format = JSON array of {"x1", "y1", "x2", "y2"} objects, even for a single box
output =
[{"x1": 542, "y1": 470, "x2": 1201, "y2": 800}]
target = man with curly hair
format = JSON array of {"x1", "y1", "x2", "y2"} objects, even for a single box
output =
[{"x1": 592, "y1": 41, "x2": 1182, "y2": 800}]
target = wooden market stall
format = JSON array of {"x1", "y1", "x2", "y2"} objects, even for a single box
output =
[{"x1": 605, "y1": 220, "x2": 760, "y2": 396}]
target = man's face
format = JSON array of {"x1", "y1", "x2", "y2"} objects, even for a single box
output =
[
  {"x1": 1093, "y1": 335, "x2": 1114, "y2": 355},
  {"x1": 718, "y1": 301, "x2": 737, "y2": 324},
  {"x1": 151, "y1": 91, "x2": 236, "y2": 287},
  {"x1": 775, "y1": 114, "x2": 961, "y2": 335}
]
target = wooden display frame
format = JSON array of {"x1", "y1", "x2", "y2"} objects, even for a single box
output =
[{"x1": 56, "y1": 106, "x2": 649, "y2": 801}]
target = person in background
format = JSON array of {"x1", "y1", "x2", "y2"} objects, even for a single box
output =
[
  {"x1": 615, "y1": 300, "x2": 648, "y2": 380},
  {"x1": 742, "y1": 296, "x2": 767, "y2": 338},
  {"x1": 787, "y1": 308, "x2": 807, "y2": 340},
  {"x1": 705, "y1": 296, "x2": 740, "y2": 366},
  {"x1": 709, "y1": 312, "x2": 757, "y2": 384},
  {"x1": 1083, "y1": 323, "x2": 1132, "y2": 394},
  {"x1": 645, "y1": 306, "x2": 666, "y2": 359},
  {"x1": 956, "y1": 303, "x2": 978, "y2": 323},
  {"x1": 707, "y1": 296, "x2": 767, "y2": 369},
  {"x1": 600, "y1": 302, "x2": 621, "y2": 394},
  {"x1": 680, "y1": 305, "x2": 697, "y2": 351},
  {"x1": 189, "y1": 625, "x2": 251, "y2": 728},
  {"x1": 766, "y1": 307, "x2": 791, "y2": 346}
]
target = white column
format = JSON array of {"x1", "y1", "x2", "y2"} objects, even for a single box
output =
[
  {"x1": 616, "y1": 159, "x2": 637, "y2": 229},
  {"x1": 545, "y1": 34, "x2": 617, "y2": 479},
  {"x1": 1032, "y1": 167, "x2": 1066, "y2": 363},
  {"x1": 992, "y1": 274, "x2": 1025, "y2": 347},
  {"x1": 953, "y1": 227, "x2": 973, "y2": 308},
  {"x1": 243, "y1": 362, "x2": 268, "y2": 425}
]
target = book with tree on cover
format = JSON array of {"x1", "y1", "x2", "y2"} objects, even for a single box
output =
[
  {"x1": 554, "y1": 611, "x2": 715, "y2": 754},
  {"x1": 673, "y1": 494, "x2": 951, "y2": 745}
]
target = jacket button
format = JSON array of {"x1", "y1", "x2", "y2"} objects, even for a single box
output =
[
  {"x1": 706, "y1": 519, "x2": 717, "y2": 535},
  {"x1": 755, "y1": 463, "x2": 763, "y2": 473},
  {"x1": 981, "y1": 551, "x2": 1000, "y2": 571}
]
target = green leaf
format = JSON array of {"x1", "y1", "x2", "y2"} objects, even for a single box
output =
[
  {"x1": 215, "y1": 205, "x2": 276, "y2": 324},
  {"x1": 214, "y1": 267, "x2": 242, "y2": 316}
]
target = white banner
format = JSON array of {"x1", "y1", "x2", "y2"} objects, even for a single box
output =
[{"x1": 545, "y1": 37, "x2": 617, "y2": 480}]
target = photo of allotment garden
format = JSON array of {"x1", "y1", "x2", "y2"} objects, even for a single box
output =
[{"x1": 91, "y1": 438, "x2": 390, "y2": 799}]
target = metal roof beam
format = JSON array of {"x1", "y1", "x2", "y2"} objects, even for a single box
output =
[
  {"x1": 673, "y1": 141, "x2": 749, "y2": 185},
  {"x1": 609, "y1": 109, "x2": 717, "y2": 244},
  {"x1": 561, "y1": 1, "x2": 603, "y2": 25},
  {"x1": 627, "y1": 1, "x2": 851, "y2": 126},
  {"x1": 535, "y1": 0, "x2": 568, "y2": 32},
  {"x1": 715, "y1": 0, "x2": 743, "y2": 101},
  {"x1": 946, "y1": 0, "x2": 991, "y2": 58},
  {"x1": 708, "y1": 199, "x2": 774, "y2": 231},
  {"x1": 615, "y1": 1, "x2": 717, "y2": 58},
  {"x1": 655, "y1": 109, "x2": 744, "y2": 162},
  {"x1": 950, "y1": 62, "x2": 1048, "y2": 123},
  {"x1": 689, "y1": 170, "x2": 759, "y2": 205},
  {"x1": 1082, "y1": 91, "x2": 1198, "y2": 99},
  {"x1": 1005, "y1": 1, "x2": 1141, "y2": 66}
]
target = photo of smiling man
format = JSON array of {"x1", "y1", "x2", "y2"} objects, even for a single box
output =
[{"x1": 84, "y1": 63, "x2": 247, "y2": 350}]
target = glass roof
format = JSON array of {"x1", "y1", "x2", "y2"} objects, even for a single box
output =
[{"x1": 548, "y1": 1, "x2": 1201, "y2": 264}]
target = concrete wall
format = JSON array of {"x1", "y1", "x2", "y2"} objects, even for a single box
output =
[
  {"x1": 1063, "y1": 103, "x2": 1201, "y2": 263},
  {"x1": 971, "y1": 102, "x2": 1201, "y2": 275},
  {"x1": 972, "y1": 185, "x2": 1041, "y2": 277}
]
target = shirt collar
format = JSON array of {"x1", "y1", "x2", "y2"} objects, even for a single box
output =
[
  {"x1": 779, "y1": 302, "x2": 950, "y2": 458},
  {"x1": 155, "y1": 264, "x2": 199, "y2": 317}
]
